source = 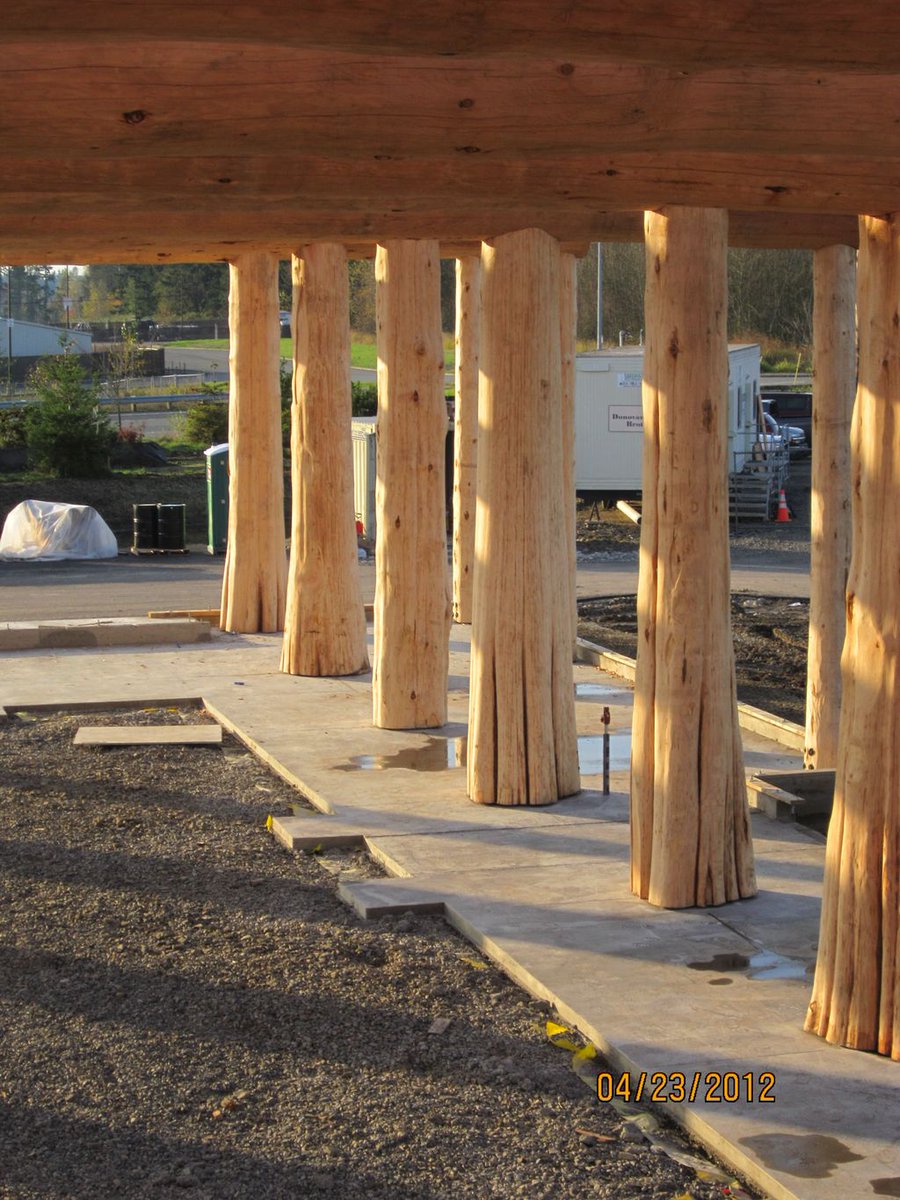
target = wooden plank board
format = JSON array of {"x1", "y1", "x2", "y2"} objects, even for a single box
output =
[{"x1": 74, "y1": 725, "x2": 222, "y2": 746}]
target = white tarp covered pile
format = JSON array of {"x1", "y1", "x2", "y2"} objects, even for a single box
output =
[{"x1": 0, "y1": 499, "x2": 118, "y2": 560}]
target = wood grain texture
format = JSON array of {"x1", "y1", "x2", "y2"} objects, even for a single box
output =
[
  {"x1": 806, "y1": 214, "x2": 900, "y2": 1059},
  {"x1": 560, "y1": 252, "x2": 578, "y2": 647},
  {"x1": 467, "y1": 229, "x2": 580, "y2": 806},
  {"x1": 219, "y1": 252, "x2": 287, "y2": 634},
  {"x1": 372, "y1": 240, "x2": 451, "y2": 729},
  {"x1": 630, "y1": 207, "x2": 756, "y2": 908},
  {"x1": 804, "y1": 245, "x2": 856, "y2": 769},
  {"x1": 7, "y1": 2, "x2": 900, "y2": 71},
  {"x1": 452, "y1": 256, "x2": 480, "y2": 625},
  {"x1": 281, "y1": 244, "x2": 369, "y2": 678}
]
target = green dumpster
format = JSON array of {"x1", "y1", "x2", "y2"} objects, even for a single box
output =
[{"x1": 204, "y1": 442, "x2": 229, "y2": 554}]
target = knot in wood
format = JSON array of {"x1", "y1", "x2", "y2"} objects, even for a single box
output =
[
  {"x1": 559, "y1": 63, "x2": 575, "y2": 76},
  {"x1": 668, "y1": 332, "x2": 680, "y2": 359},
  {"x1": 122, "y1": 109, "x2": 149, "y2": 125},
  {"x1": 458, "y1": 98, "x2": 475, "y2": 108}
]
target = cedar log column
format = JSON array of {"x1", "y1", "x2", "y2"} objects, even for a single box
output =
[
  {"x1": 804, "y1": 245, "x2": 856, "y2": 768},
  {"x1": 372, "y1": 240, "x2": 450, "y2": 729},
  {"x1": 806, "y1": 214, "x2": 900, "y2": 1059},
  {"x1": 452, "y1": 255, "x2": 481, "y2": 624},
  {"x1": 280, "y1": 243, "x2": 368, "y2": 677},
  {"x1": 467, "y1": 228, "x2": 580, "y2": 806},
  {"x1": 560, "y1": 251, "x2": 578, "y2": 644},
  {"x1": 631, "y1": 207, "x2": 756, "y2": 908},
  {"x1": 220, "y1": 252, "x2": 287, "y2": 633}
]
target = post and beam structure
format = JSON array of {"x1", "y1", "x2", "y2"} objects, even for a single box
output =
[
  {"x1": 806, "y1": 213, "x2": 900, "y2": 1059},
  {"x1": 631, "y1": 207, "x2": 756, "y2": 908},
  {"x1": 281, "y1": 243, "x2": 369, "y2": 677},
  {"x1": 804, "y1": 245, "x2": 856, "y2": 769},
  {"x1": 219, "y1": 251, "x2": 287, "y2": 634},
  {"x1": 372, "y1": 239, "x2": 451, "y2": 729},
  {"x1": 468, "y1": 228, "x2": 580, "y2": 806}
]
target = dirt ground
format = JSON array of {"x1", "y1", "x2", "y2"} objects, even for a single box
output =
[
  {"x1": 578, "y1": 594, "x2": 808, "y2": 724},
  {"x1": 0, "y1": 707, "x2": 754, "y2": 1200},
  {"x1": 576, "y1": 460, "x2": 812, "y2": 724}
]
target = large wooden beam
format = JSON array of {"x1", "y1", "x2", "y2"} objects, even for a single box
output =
[
  {"x1": 468, "y1": 228, "x2": 580, "y2": 806},
  {"x1": 281, "y1": 243, "x2": 368, "y2": 677},
  {"x1": 219, "y1": 252, "x2": 287, "y2": 633},
  {"x1": 372, "y1": 240, "x2": 451, "y2": 729},
  {"x1": 452, "y1": 255, "x2": 480, "y2": 625},
  {"x1": 5, "y1": 45, "x2": 900, "y2": 166},
  {"x1": 7, "y1": 3, "x2": 900, "y2": 71},
  {"x1": 804, "y1": 245, "x2": 856, "y2": 769},
  {"x1": 631, "y1": 207, "x2": 756, "y2": 909},
  {"x1": 560, "y1": 251, "x2": 578, "y2": 645},
  {"x1": 806, "y1": 214, "x2": 900, "y2": 1060}
]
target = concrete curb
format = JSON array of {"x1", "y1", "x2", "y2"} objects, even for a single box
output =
[
  {"x1": 574, "y1": 636, "x2": 805, "y2": 752},
  {"x1": 0, "y1": 617, "x2": 212, "y2": 652}
]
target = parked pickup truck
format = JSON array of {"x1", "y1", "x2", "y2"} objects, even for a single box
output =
[{"x1": 761, "y1": 391, "x2": 813, "y2": 446}]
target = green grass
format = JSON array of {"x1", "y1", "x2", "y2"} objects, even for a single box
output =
[{"x1": 172, "y1": 335, "x2": 455, "y2": 371}]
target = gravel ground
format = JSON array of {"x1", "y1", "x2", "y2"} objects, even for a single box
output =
[{"x1": 0, "y1": 707, "x2": 753, "y2": 1200}]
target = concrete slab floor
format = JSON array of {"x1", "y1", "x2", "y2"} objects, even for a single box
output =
[{"x1": 1, "y1": 625, "x2": 895, "y2": 1200}]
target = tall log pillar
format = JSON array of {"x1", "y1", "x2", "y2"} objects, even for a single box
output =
[
  {"x1": 804, "y1": 245, "x2": 856, "y2": 768},
  {"x1": 467, "y1": 228, "x2": 580, "y2": 806},
  {"x1": 560, "y1": 251, "x2": 578, "y2": 644},
  {"x1": 372, "y1": 240, "x2": 450, "y2": 729},
  {"x1": 452, "y1": 256, "x2": 480, "y2": 624},
  {"x1": 631, "y1": 207, "x2": 756, "y2": 908},
  {"x1": 806, "y1": 214, "x2": 900, "y2": 1059},
  {"x1": 220, "y1": 252, "x2": 287, "y2": 633},
  {"x1": 280, "y1": 243, "x2": 369, "y2": 677}
]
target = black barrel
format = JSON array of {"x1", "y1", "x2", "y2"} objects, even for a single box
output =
[
  {"x1": 132, "y1": 503, "x2": 158, "y2": 552},
  {"x1": 157, "y1": 503, "x2": 186, "y2": 551}
]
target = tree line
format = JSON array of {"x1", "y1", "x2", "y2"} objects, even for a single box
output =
[{"x1": 3, "y1": 249, "x2": 813, "y2": 349}]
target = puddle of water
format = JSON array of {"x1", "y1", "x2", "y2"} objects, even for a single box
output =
[
  {"x1": 577, "y1": 732, "x2": 632, "y2": 774},
  {"x1": 575, "y1": 682, "x2": 627, "y2": 699},
  {"x1": 337, "y1": 733, "x2": 632, "y2": 776},
  {"x1": 747, "y1": 950, "x2": 809, "y2": 981},
  {"x1": 687, "y1": 952, "x2": 750, "y2": 972},
  {"x1": 708, "y1": 977, "x2": 734, "y2": 986},
  {"x1": 337, "y1": 737, "x2": 467, "y2": 772},
  {"x1": 687, "y1": 950, "x2": 809, "y2": 981},
  {"x1": 739, "y1": 1133, "x2": 863, "y2": 1179}
]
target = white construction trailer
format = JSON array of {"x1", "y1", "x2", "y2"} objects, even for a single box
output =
[{"x1": 574, "y1": 343, "x2": 762, "y2": 501}]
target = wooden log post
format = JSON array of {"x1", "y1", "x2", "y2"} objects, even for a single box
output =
[
  {"x1": 631, "y1": 207, "x2": 756, "y2": 908},
  {"x1": 560, "y1": 251, "x2": 578, "y2": 645},
  {"x1": 280, "y1": 243, "x2": 369, "y2": 677},
  {"x1": 804, "y1": 245, "x2": 856, "y2": 769},
  {"x1": 805, "y1": 214, "x2": 900, "y2": 1059},
  {"x1": 452, "y1": 255, "x2": 480, "y2": 625},
  {"x1": 372, "y1": 240, "x2": 450, "y2": 729},
  {"x1": 220, "y1": 252, "x2": 287, "y2": 633},
  {"x1": 468, "y1": 228, "x2": 580, "y2": 806}
]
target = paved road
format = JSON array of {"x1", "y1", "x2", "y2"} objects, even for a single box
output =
[{"x1": 0, "y1": 553, "x2": 808, "y2": 623}]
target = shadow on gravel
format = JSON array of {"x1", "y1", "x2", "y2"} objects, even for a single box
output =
[{"x1": 0, "y1": 1101, "x2": 416, "y2": 1199}]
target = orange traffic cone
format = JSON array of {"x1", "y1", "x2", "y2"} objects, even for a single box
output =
[{"x1": 776, "y1": 489, "x2": 791, "y2": 523}]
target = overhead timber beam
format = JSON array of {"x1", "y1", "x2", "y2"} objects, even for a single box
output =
[
  {"x1": 0, "y1": 212, "x2": 858, "y2": 266},
  {"x1": 7, "y1": 2, "x2": 900, "y2": 71},
  {"x1": 3, "y1": 45, "x2": 900, "y2": 163}
]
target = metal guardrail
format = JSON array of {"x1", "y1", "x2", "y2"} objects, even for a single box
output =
[{"x1": 759, "y1": 372, "x2": 812, "y2": 389}]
